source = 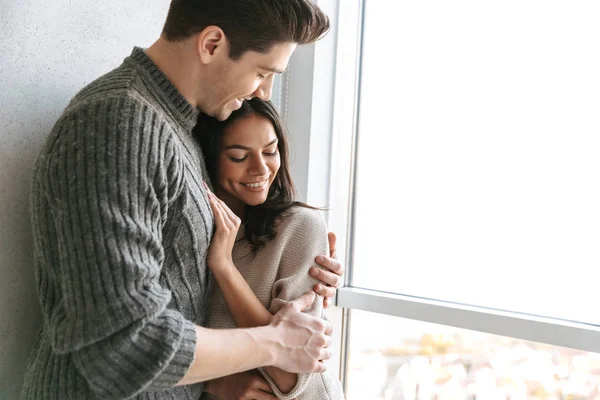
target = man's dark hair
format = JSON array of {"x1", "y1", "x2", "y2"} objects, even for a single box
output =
[
  {"x1": 195, "y1": 98, "x2": 321, "y2": 253},
  {"x1": 162, "y1": 0, "x2": 330, "y2": 60}
]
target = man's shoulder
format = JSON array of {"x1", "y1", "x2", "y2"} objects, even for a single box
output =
[
  {"x1": 64, "y1": 61, "x2": 156, "y2": 118},
  {"x1": 43, "y1": 62, "x2": 173, "y2": 158}
]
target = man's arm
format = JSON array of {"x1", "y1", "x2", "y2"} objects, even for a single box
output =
[
  {"x1": 43, "y1": 105, "x2": 197, "y2": 399},
  {"x1": 177, "y1": 292, "x2": 331, "y2": 385}
]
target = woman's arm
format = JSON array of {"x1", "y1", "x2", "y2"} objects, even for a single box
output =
[
  {"x1": 210, "y1": 264, "x2": 299, "y2": 393},
  {"x1": 210, "y1": 263, "x2": 273, "y2": 328},
  {"x1": 206, "y1": 188, "x2": 299, "y2": 394}
]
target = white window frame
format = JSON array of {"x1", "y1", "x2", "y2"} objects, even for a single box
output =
[
  {"x1": 281, "y1": 0, "x2": 346, "y2": 381},
  {"x1": 281, "y1": 0, "x2": 600, "y2": 392}
]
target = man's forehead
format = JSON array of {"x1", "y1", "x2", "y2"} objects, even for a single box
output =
[
  {"x1": 247, "y1": 42, "x2": 296, "y2": 72},
  {"x1": 258, "y1": 65, "x2": 285, "y2": 74}
]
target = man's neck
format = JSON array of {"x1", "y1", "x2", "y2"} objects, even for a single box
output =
[{"x1": 146, "y1": 37, "x2": 201, "y2": 108}]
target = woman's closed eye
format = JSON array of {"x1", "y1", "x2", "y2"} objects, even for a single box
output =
[{"x1": 228, "y1": 155, "x2": 247, "y2": 163}]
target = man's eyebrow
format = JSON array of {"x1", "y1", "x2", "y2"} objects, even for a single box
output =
[
  {"x1": 224, "y1": 139, "x2": 278, "y2": 151},
  {"x1": 259, "y1": 66, "x2": 285, "y2": 74}
]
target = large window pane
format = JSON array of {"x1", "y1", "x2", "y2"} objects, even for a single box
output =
[
  {"x1": 352, "y1": 1, "x2": 600, "y2": 324},
  {"x1": 345, "y1": 310, "x2": 600, "y2": 400}
]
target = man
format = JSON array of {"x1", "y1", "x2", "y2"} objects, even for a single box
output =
[{"x1": 22, "y1": 1, "x2": 343, "y2": 399}]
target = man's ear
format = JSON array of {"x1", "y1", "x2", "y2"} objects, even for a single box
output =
[{"x1": 196, "y1": 26, "x2": 228, "y2": 64}]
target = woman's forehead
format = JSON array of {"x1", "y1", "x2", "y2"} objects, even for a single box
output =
[{"x1": 222, "y1": 113, "x2": 277, "y2": 147}]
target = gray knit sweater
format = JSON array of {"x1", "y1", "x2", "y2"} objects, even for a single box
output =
[{"x1": 22, "y1": 47, "x2": 213, "y2": 400}]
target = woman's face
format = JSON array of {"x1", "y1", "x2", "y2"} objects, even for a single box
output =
[{"x1": 216, "y1": 112, "x2": 281, "y2": 210}]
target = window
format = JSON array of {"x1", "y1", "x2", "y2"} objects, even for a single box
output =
[
  {"x1": 350, "y1": 0, "x2": 600, "y2": 325},
  {"x1": 325, "y1": 0, "x2": 600, "y2": 396},
  {"x1": 282, "y1": 0, "x2": 600, "y2": 397},
  {"x1": 346, "y1": 309, "x2": 600, "y2": 399}
]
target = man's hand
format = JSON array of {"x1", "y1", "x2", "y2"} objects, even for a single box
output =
[
  {"x1": 270, "y1": 292, "x2": 333, "y2": 373},
  {"x1": 203, "y1": 370, "x2": 277, "y2": 400},
  {"x1": 312, "y1": 232, "x2": 345, "y2": 308}
]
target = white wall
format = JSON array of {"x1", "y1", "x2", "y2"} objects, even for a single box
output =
[{"x1": 0, "y1": 2, "x2": 170, "y2": 396}]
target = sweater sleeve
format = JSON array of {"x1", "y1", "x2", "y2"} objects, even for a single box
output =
[
  {"x1": 258, "y1": 207, "x2": 330, "y2": 400},
  {"x1": 41, "y1": 98, "x2": 196, "y2": 399}
]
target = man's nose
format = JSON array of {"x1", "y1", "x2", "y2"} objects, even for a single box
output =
[{"x1": 253, "y1": 75, "x2": 274, "y2": 101}]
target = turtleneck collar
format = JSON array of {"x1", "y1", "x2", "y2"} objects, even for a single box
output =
[{"x1": 128, "y1": 47, "x2": 199, "y2": 132}]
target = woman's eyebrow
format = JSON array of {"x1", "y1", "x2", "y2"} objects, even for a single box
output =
[
  {"x1": 263, "y1": 139, "x2": 278, "y2": 148},
  {"x1": 224, "y1": 144, "x2": 250, "y2": 150},
  {"x1": 224, "y1": 139, "x2": 278, "y2": 150}
]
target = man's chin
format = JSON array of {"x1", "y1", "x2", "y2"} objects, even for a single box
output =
[{"x1": 215, "y1": 108, "x2": 233, "y2": 121}]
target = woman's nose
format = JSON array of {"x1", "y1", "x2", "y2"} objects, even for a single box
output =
[{"x1": 248, "y1": 156, "x2": 268, "y2": 176}]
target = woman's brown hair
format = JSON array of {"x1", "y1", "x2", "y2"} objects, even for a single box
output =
[{"x1": 195, "y1": 98, "x2": 320, "y2": 252}]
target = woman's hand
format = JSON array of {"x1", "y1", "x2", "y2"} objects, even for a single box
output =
[{"x1": 205, "y1": 182, "x2": 241, "y2": 273}]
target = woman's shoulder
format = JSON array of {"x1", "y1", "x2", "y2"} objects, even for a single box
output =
[
  {"x1": 277, "y1": 205, "x2": 327, "y2": 237},
  {"x1": 273, "y1": 205, "x2": 329, "y2": 263}
]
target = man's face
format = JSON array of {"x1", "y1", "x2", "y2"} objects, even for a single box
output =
[{"x1": 205, "y1": 42, "x2": 296, "y2": 121}]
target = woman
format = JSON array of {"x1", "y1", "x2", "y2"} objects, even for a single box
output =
[{"x1": 195, "y1": 98, "x2": 345, "y2": 400}]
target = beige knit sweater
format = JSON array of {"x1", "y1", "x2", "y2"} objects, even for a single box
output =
[{"x1": 207, "y1": 206, "x2": 345, "y2": 400}]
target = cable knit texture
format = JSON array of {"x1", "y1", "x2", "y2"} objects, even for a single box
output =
[
  {"x1": 22, "y1": 47, "x2": 214, "y2": 400},
  {"x1": 207, "y1": 206, "x2": 345, "y2": 399}
]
